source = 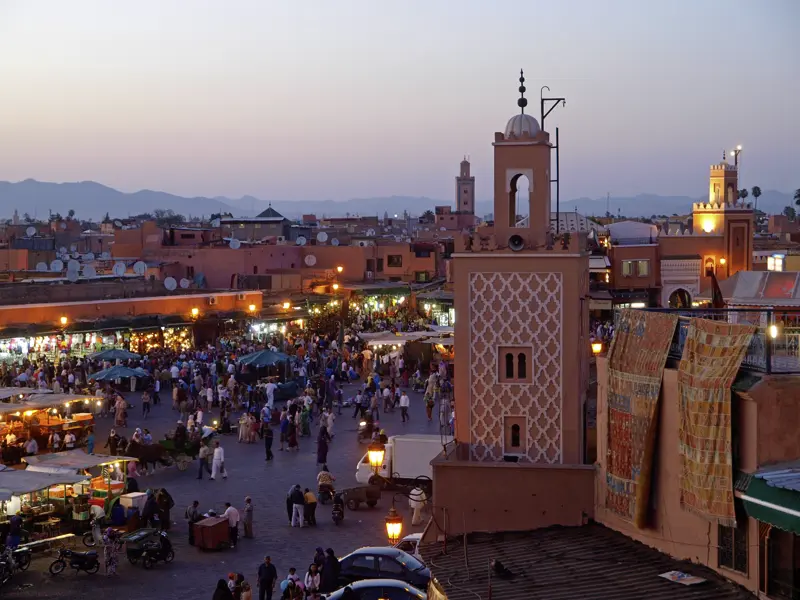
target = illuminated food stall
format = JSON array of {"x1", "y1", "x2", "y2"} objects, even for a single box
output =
[
  {"x1": 23, "y1": 450, "x2": 138, "y2": 520},
  {"x1": 0, "y1": 470, "x2": 87, "y2": 542}
]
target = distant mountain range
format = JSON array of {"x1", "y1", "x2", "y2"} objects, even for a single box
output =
[{"x1": 0, "y1": 179, "x2": 794, "y2": 221}]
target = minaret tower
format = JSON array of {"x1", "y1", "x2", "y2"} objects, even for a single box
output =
[{"x1": 456, "y1": 157, "x2": 475, "y2": 214}]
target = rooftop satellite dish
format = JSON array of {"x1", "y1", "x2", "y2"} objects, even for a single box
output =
[
  {"x1": 36, "y1": 262, "x2": 48, "y2": 272},
  {"x1": 60, "y1": 222, "x2": 67, "y2": 230},
  {"x1": 304, "y1": 254, "x2": 317, "y2": 267},
  {"x1": 50, "y1": 259, "x2": 64, "y2": 272},
  {"x1": 112, "y1": 262, "x2": 126, "y2": 277},
  {"x1": 366, "y1": 228, "x2": 376, "y2": 237},
  {"x1": 179, "y1": 278, "x2": 191, "y2": 289},
  {"x1": 164, "y1": 277, "x2": 177, "y2": 291},
  {"x1": 26, "y1": 226, "x2": 36, "y2": 237},
  {"x1": 101, "y1": 251, "x2": 110, "y2": 259},
  {"x1": 67, "y1": 259, "x2": 80, "y2": 272},
  {"x1": 59, "y1": 247, "x2": 67, "y2": 254},
  {"x1": 331, "y1": 238, "x2": 340, "y2": 246},
  {"x1": 296, "y1": 236, "x2": 307, "y2": 246},
  {"x1": 70, "y1": 244, "x2": 77, "y2": 252},
  {"x1": 316, "y1": 231, "x2": 328, "y2": 243},
  {"x1": 229, "y1": 238, "x2": 241, "y2": 250},
  {"x1": 84, "y1": 252, "x2": 95, "y2": 261},
  {"x1": 113, "y1": 220, "x2": 123, "y2": 228},
  {"x1": 66, "y1": 270, "x2": 79, "y2": 283},
  {"x1": 133, "y1": 261, "x2": 147, "y2": 275},
  {"x1": 83, "y1": 265, "x2": 97, "y2": 278}
]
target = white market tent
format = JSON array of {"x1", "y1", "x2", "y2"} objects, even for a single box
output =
[{"x1": 0, "y1": 470, "x2": 86, "y2": 501}]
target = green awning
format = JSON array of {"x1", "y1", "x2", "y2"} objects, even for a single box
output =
[{"x1": 740, "y1": 475, "x2": 800, "y2": 535}]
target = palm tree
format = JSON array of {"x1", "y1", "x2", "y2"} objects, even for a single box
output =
[
  {"x1": 794, "y1": 189, "x2": 800, "y2": 206},
  {"x1": 738, "y1": 189, "x2": 749, "y2": 202},
  {"x1": 783, "y1": 206, "x2": 796, "y2": 220},
  {"x1": 67, "y1": 209, "x2": 75, "y2": 220},
  {"x1": 751, "y1": 186, "x2": 761, "y2": 211}
]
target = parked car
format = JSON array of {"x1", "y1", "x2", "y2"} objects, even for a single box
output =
[
  {"x1": 394, "y1": 533, "x2": 423, "y2": 562},
  {"x1": 322, "y1": 578, "x2": 426, "y2": 600},
  {"x1": 338, "y1": 547, "x2": 430, "y2": 589}
]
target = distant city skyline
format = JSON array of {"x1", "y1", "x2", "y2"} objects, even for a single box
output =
[{"x1": 0, "y1": 0, "x2": 798, "y2": 204}]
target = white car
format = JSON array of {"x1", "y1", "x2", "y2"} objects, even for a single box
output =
[{"x1": 394, "y1": 533, "x2": 423, "y2": 562}]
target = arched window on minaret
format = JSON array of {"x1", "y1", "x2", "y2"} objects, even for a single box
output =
[
  {"x1": 505, "y1": 353, "x2": 514, "y2": 379},
  {"x1": 509, "y1": 174, "x2": 530, "y2": 228},
  {"x1": 511, "y1": 424, "x2": 521, "y2": 448},
  {"x1": 517, "y1": 353, "x2": 527, "y2": 379}
]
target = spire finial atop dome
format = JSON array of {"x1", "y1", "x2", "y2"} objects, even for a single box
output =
[{"x1": 517, "y1": 69, "x2": 528, "y2": 114}]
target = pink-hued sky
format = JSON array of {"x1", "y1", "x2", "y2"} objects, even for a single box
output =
[{"x1": 0, "y1": 0, "x2": 797, "y2": 203}]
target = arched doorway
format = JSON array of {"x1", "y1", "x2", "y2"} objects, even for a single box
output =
[{"x1": 668, "y1": 288, "x2": 692, "y2": 309}]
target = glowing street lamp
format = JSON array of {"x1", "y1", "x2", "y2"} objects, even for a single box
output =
[
  {"x1": 385, "y1": 505, "x2": 403, "y2": 545},
  {"x1": 336, "y1": 265, "x2": 344, "y2": 273},
  {"x1": 282, "y1": 302, "x2": 291, "y2": 310},
  {"x1": 248, "y1": 304, "x2": 257, "y2": 313},
  {"x1": 332, "y1": 283, "x2": 339, "y2": 291},
  {"x1": 367, "y1": 441, "x2": 386, "y2": 473},
  {"x1": 60, "y1": 316, "x2": 68, "y2": 326},
  {"x1": 769, "y1": 324, "x2": 779, "y2": 339},
  {"x1": 719, "y1": 258, "x2": 726, "y2": 266},
  {"x1": 591, "y1": 342, "x2": 603, "y2": 355},
  {"x1": 191, "y1": 307, "x2": 199, "y2": 318}
]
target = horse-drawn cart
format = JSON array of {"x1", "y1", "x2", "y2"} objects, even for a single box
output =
[{"x1": 157, "y1": 438, "x2": 200, "y2": 472}]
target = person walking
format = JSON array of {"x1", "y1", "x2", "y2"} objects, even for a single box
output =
[
  {"x1": 210, "y1": 440, "x2": 228, "y2": 480},
  {"x1": 198, "y1": 442, "x2": 212, "y2": 479},
  {"x1": 243, "y1": 496, "x2": 254, "y2": 539},
  {"x1": 257, "y1": 556, "x2": 278, "y2": 600},
  {"x1": 222, "y1": 502, "x2": 240, "y2": 548},
  {"x1": 320, "y1": 549, "x2": 340, "y2": 594},
  {"x1": 316, "y1": 426, "x2": 331, "y2": 466},
  {"x1": 399, "y1": 390, "x2": 410, "y2": 423},
  {"x1": 289, "y1": 485, "x2": 305, "y2": 528},
  {"x1": 141, "y1": 388, "x2": 151, "y2": 419},
  {"x1": 303, "y1": 488, "x2": 318, "y2": 526},
  {"x1": 263, "y1": 425, "x2": 274, "y2": 461}
]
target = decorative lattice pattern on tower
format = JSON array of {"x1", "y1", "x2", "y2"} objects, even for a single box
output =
[{"x1": 468, "y1": 272, "x2": 562, "y2": 463}]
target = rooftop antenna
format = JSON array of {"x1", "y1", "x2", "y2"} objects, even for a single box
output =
[{"x1": 540, "y1": 82, "x2": 567, "y2": 233}]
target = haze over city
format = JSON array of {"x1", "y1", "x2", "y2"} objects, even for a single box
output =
[{"x1": 0, "y1": 0, "x2": 798, "y2": 206}]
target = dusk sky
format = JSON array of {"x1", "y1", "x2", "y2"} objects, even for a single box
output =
[{"x1": 0, "y1": 0, "x2": 797, "y2": 205}]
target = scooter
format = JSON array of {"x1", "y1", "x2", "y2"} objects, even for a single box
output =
[
  {"x1": 1, "y1": 545, "x2": 31, "y2": 572},
  {"x1": 357, "y1": 418, "x2": 375, "y2": 443},
  {"x1": 49, "y1": 548, "x2": 100, "y2": 575},
  {"x1": 318, "y1": 484, "x2": 335, "y2": 505},
  {"x1": 141, "y1": 531, "x2": 175, "y2": 569},
  {"x1": 331, "y1": 493, "x2": 345, "y2": 526}
]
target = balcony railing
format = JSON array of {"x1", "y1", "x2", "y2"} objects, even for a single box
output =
[{"x1": 615, "y1": 308, "x2": 800, "y2": 375}]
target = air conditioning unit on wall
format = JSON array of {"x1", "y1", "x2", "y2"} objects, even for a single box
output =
[
  {"x1": 236, "y1": 293, "x2": 246, "y2": 301},
  {"x1": 207, "y1": 297, "x2": 218, "y2": 306}
]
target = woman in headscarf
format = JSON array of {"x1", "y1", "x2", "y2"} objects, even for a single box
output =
[
  {"x1": 320, "y1": 548, "x2": 340, "y2": 593},
  {"x1": 102, "y1": 527, "x2": 122, "y2": 576},
  {"x1": 213, "y1": 578, "x2": 234, "y2": 600},
  {"x1": 316, "y1": 425, "x2": 331, "y2": 466},
  {"x1": 286, "y1": 416, "x2": 299, "y2": 452}
]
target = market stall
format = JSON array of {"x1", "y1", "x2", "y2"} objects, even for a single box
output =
[
  {"x1": 0, "y1": 469, "x2": 87, "y2": 543},
  {"x1": 0, "y1": 394, "x2": 97, "y2": 464},
  {"x1": 23, "y1": 449, "x2": 138, "y2": 521}
]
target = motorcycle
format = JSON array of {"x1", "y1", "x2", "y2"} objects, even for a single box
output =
[
  {"x1": 331, "y1": 493, "x2": 345, "y2": 526},
  {"x1": 82, "y1": 518, "x2": 104, "y2": 548},
  {"x1": 141, "y1": 531, "x2": 175, "y2": 569},
  {"x1": 1, "y1": 545, "x2": 31, "y2": 572},
  {"x1": 0, "y1": 556, "x2": 11, "y2": 587},
  {"x1": 318, "y1": 484, "x2": 335, "y2": 505},
  {"x1": 357, "y1": 418, "x2": 375, "y2": 443},
  {"x1": 49, "y1": 548, "x2": 100, "y2": 575}
]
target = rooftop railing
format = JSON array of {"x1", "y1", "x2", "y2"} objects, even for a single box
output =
[{"x1": 617, "y1": 308, "x2": 800, "y2": 375}]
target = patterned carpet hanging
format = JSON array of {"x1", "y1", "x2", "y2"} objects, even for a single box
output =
[
  {"x1": 606, "y1": 309, "x2": 678, "y2": 527},
  {"x1": 678, "y1": 318, "x2": 755, "y2": 526}
]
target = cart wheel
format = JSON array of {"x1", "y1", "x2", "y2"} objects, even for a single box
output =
[
  {"x1": 366, "y1": 500, "x2": 378, "y2": 508},
  {"x1": 346, "y1": 499, "x2": 359, "y2": 511},
  {"x1": 165, "y1": 549, "x2": 175, "y2": 563},
  {"x1": 82, "y1": 531, "x2": 96, "y2": 547}
]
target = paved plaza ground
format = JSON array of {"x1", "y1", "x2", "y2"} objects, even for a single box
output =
[{"x1": 6, "y1": 383, "x2": 442, "y2": 599}]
